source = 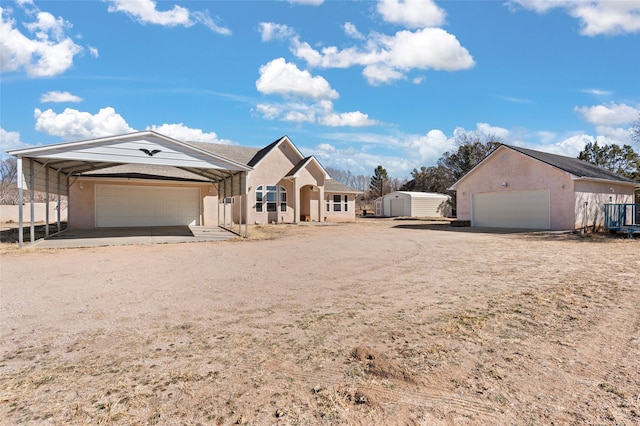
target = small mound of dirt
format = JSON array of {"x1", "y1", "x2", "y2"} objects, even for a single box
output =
[{"x1": 351, "y1": 346, "x2": 416, "y2": 384}]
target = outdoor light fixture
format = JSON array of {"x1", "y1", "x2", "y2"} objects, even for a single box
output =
[
  {"x1": 501, "y1": 182, "x2": 508, "y2": 187},
  {"x1": 79, "y1": 182, "x2": 84, "y2": 190}
]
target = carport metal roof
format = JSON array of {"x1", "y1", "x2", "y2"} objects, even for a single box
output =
[{"x1": 7, "y1": 131, "x2": 253, "y2": 247}]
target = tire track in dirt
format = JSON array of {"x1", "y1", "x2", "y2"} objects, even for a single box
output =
[
  {"x1": 268, "y1": 360, "x2": 502, "y2": 422},
  {"x1": 568, "y1": 283, "x2": 640, "y2": 384}
]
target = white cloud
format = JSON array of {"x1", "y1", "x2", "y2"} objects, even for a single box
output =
[
  {"x1": 511, "y1": 0, "x2": 640, "y2": 36},
  {"x1": 88, "y1": 46, "x2": 99, "y2": 58},
  {"x1": 408, "y1": 129, "x2": 455, "y2": 165},
  {"x1": 343, "y1": 22, "x2": 364, "y2": 40},
  {"x1": 147, "y1": 123, "x2": 233, "y2": 144},
  {"x1": 291, "y1": 27, "x2": 474, "y2": 85},
  {"x1": 0, "y1": 6, "x2": 83, "y2": 77},
  {"x1": 255, "y1": 103, "x2": 282, "y2": 120},
  {"x1": 259, "y1": 22, "x2": 295, "y2": 41},
  {"x1": 476, "y1": 122, "x2": 510, "y2": 140},
  {"x1": 40, "y1": 91, "x2": 83, "y2": 103},
  {"x1": 319, "y1": 111, "x2": 377, "y2": 127},
  {"x1": 533, "y1": 134, "x2": 595, "y2": 157},
  {"x1": 256, "y1": 98, "x2": 378, "y2": 128},
  {"x1": 288, "y1": 0, "x2": 324, "y2": 5},
  {"x1": 575, "y1": 102, "x2": 640, "y2": 126},
  {"x1": 0, "y1": 128, "x2": 30, "y2": 153},
  {"x1": 595, "y1": 125, "x2": 635, "y2": 143},
  {"x1": 256, "y1": 58, "x2": 339, "y2": 99},
  {"x1": 34, "y1": 107, "x2": 135, "y2": 140},
  {"x1": 580, "y1": 88, "x2": 612, "y2": 97},
  {"x1": 377, "y1": 0, "x2": 446, "y2": 28},
  {"x1": 107, "y1": 0, "x2": 231, "y2": 35},
  {"x1": 313, "y1": 141, "x2": 414, "y2": 177}
]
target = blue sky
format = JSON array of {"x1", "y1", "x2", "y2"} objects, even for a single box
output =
[{"x1": 1, "y1": 0, "x2": 639, "y2": 178}]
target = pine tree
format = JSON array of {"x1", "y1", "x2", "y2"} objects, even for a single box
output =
[{"x1": 369, "y1": 165, "x2": 389, "y2": 198}]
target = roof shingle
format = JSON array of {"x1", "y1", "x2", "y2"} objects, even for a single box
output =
[{"x1": 505, "y1": 144, "x2": 638, "y2": 184}]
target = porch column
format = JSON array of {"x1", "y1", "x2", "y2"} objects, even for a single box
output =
[
  {"x1": 319, "y1": 186, "x2": 325, "y2": 222},
  {"x1": 293, "y1": 178, "x2": 299, "y2": 224}
]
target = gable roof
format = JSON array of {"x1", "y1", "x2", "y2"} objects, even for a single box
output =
[
  {"x1": 506, "y1": 145, "x2": 638, "y2": 184},
  {"x1": 187, "y1": 142, "x2": 261, "y2": 165},
  {"x1": 285, "y1": 156, "x2": 330, "y2": 179},
  {"x1": 451, "y1": 144, "x2": 639, "y2": 189},
  {"x1": 188, "y1": 135, "x2": 307, "y2": 168},
  {"x1": 7, "y1": 130, "x2": 252, "y2": 183},
  {"x1": 324, "y1": 179, "x2": 363, "y2": 194}
]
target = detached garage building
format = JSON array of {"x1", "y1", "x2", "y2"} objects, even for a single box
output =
[
  {"x1": 450, "y1": 144, "x2": 639, "y2": 231},
  {"x1": 375, "y1": 191, "x2": 451, "y2": 218}
]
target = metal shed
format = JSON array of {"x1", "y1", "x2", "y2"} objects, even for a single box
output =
[{"x1": 375, "y1": 191, "x2": 451, "y2": 218}]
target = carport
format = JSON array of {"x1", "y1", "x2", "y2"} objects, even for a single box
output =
[{"x1": 8, "y1": 131, "x2": 252, "y2": 247}]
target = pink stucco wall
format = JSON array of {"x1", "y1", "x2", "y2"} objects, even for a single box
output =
[
  {"x1": 455, "y1": 147, "x2": 575, "y2": 230},
  {"x1": 573, "y1": 180, "x2": 634, "y2": 231},
  {"x1": 324, "y1": 194, "x2": 358, "y2": 222},
  {"x1": 70, "y1": 179, "x2": 216, "y2": 229},
  {"x1": 243, "y1": 141, "x2": 334, "y2": 224},
  {"x1": 244, "y1": 143, "x2": 299, "y2": 224},
  {"x1": 455, "y1": 147, "x2": 637, "y2": 231}
]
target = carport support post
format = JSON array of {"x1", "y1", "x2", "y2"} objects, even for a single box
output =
[
  {"x1": 56, "y1": 172, "x2": 61, "y2": 232},
  {"x1": 222, "y1": 177, "x2": 227, "y2": 228},
  {"x1": 244, "y1": 171, "x2": 248, "y2": 238},
  {"x1": 45, "y1": 167, "x2": 50, "y2": 237},
  {"x1": 17, "y1": 157, "x2": 23, "y2": 248},
  {"x1": 66, "y1": 175, "x2": 71, "y2": 229},
  {"x1": 29, "y1": 160, "x2": 35, "y2": 243}
]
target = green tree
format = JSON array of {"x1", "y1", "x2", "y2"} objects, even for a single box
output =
[
  {"x1": 401, "y1": 131, "x2": 503, "y2": 212},
  {"x1": 578, "y1": 141, "x2": 640, "y2": 181},
  {"x1": 402, "y1": 165, "x2": 451, "y2": 193},
  {"x1": 369, "y1": 165, "x2": 389, "y2": 198}
]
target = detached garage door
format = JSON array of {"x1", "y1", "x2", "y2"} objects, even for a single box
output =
[
  {"x1": 96, "y1": 184, "x2": 200, "y2": 227},
  {"x1": 472, "y1": 189, "x2": 550, "y2": 229}
]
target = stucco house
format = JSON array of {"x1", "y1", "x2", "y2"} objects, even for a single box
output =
[
  {"x1": 8, "y1": 131, "x2": 360, "y2": 245},
  {"x1": 450, "y1": 144, "x2": 639, "y2": 231}
]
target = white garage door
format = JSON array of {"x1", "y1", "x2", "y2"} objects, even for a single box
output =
[
  {"x1": 95, "y1": 184, "x2": 200, "y2": 227},
  {"x1": 472, "y1": 189, "x2": 550, "y2": 229}
]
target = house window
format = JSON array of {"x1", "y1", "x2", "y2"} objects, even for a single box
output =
[
  {"x1": 256, "y1": 185, "x2": 263, "y2": 212},
  {"x1": 333, "y1": 194, "x2": 342, "y2": 212},
  {"x1": 326, "y1": 195, "x2": 331, "y2": 211},
  {"x1": 266, "y1": 185, "x2": 277, "y2": 212},
  {"x1": 344, "y1": 195, "x2": 348, "y2": 212},
  {"x1": 280, "y1": 187, "x2": 287, "y2": 212},
  {"x1": 256, "y1": 185, "x2": 287, "y2": 212}
]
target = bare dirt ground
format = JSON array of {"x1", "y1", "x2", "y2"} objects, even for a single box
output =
[{"x1": 1, "y1": 220, "x2": 639, "y2": 425}]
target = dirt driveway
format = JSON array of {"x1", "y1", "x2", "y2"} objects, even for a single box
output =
[{"x1": 1, "y1": 220, "x2": 639, "y2": 425}]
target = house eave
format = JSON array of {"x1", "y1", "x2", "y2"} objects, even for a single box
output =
[{"x1": 572, "y1": 176, "x2": 640, "y2": 187}]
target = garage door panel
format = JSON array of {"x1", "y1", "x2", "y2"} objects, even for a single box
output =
[
  {"x1": 472, "y1": 190, "x2": 550, "y2": 229},
  {"x1": 96, "y1": 184, "x2": 200, "y2": 227}
]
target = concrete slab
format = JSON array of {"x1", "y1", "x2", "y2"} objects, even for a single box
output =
[{"x1": 29, "y1": 226, "x2": 237, "y2": 249}]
